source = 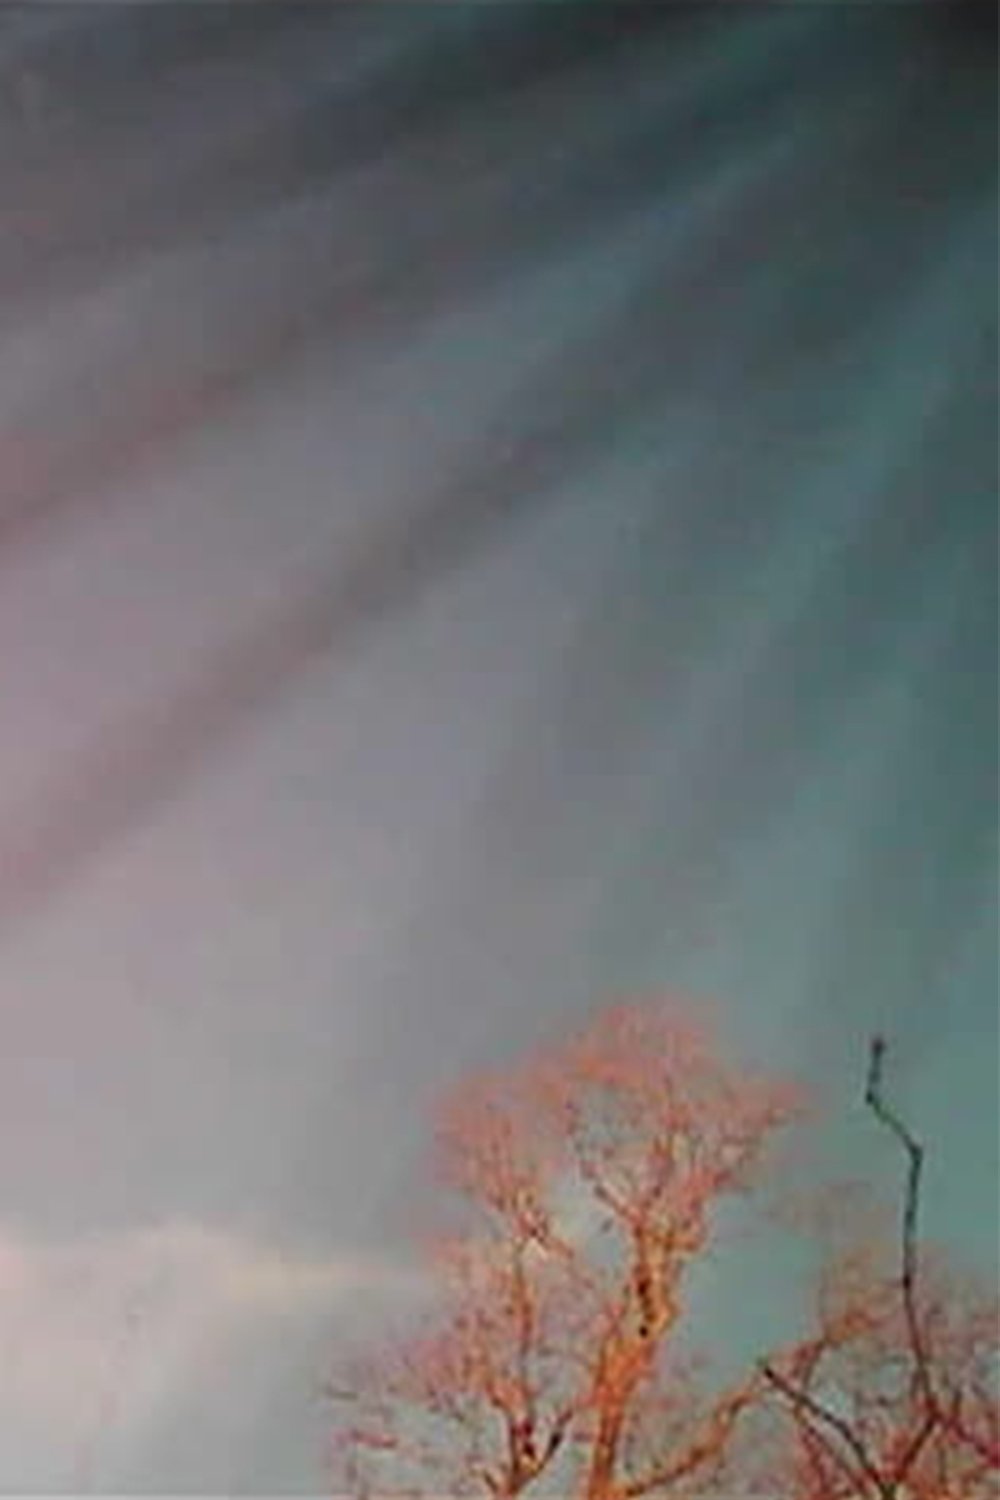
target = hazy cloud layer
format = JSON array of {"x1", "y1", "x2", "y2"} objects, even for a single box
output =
[
  {"x1": 0, "y1": 3, "x2": 994, "y2": 1490},
  {"x1": 0, "y1": 1217, "x2": 420, "y2": 1488}
]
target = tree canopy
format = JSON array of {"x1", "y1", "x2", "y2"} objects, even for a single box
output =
[{"x1": 328, "y1": 1002, "x2": 998, "y2": 1500}]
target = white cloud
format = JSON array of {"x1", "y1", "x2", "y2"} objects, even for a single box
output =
[{"x1": 0, "y1": 1217, "x2": 420, "y2": 1488}]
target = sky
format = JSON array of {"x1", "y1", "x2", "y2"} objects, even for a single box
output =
[{"x1": 0, "y1": 3, "x2": 996, "y2": 1491}]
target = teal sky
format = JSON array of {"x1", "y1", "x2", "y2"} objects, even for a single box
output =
[{"x1": 0, "y1": 4, "x2": 995, "y2": 1490}]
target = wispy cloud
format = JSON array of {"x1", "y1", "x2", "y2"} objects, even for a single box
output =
[{"x1": 0, "y1": 1218, "x2": 419, "y2": 1488}]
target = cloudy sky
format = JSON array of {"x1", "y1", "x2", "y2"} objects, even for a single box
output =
[{"x1": 0, "y1": 3, "x2": 996, "y2": 1491}]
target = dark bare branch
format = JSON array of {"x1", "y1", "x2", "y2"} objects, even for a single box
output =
[{"x1": 864, "y1": 1033, "x2": 936, "y2": 1419}]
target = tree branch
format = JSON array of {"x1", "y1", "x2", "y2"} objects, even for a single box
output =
[
  {"x1": 622, "y1": 1382, "x2": 755, "y2": 1498},
  {"x1": 760, "y1": 1035, "x2": 944, "y2": 1500},
  {"x1": 864, "y1": 1034, "x2": 936, "y2": 1418},
  {"x1": 760, "y1": 1357, "x2": 890, "y2": 1498}
]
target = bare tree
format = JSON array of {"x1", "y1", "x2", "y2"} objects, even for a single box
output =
[{"x1": 328, "y1": 1000, "x2": 801, "y2": 1499}]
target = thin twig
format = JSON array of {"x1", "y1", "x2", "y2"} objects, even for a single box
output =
[
  {"x1": 864, "y1": 1034, "x2": 936, "y2": 1417},
  {"x1": 761, "y1": 1035, "x2": 942, "y2": 1500}
]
